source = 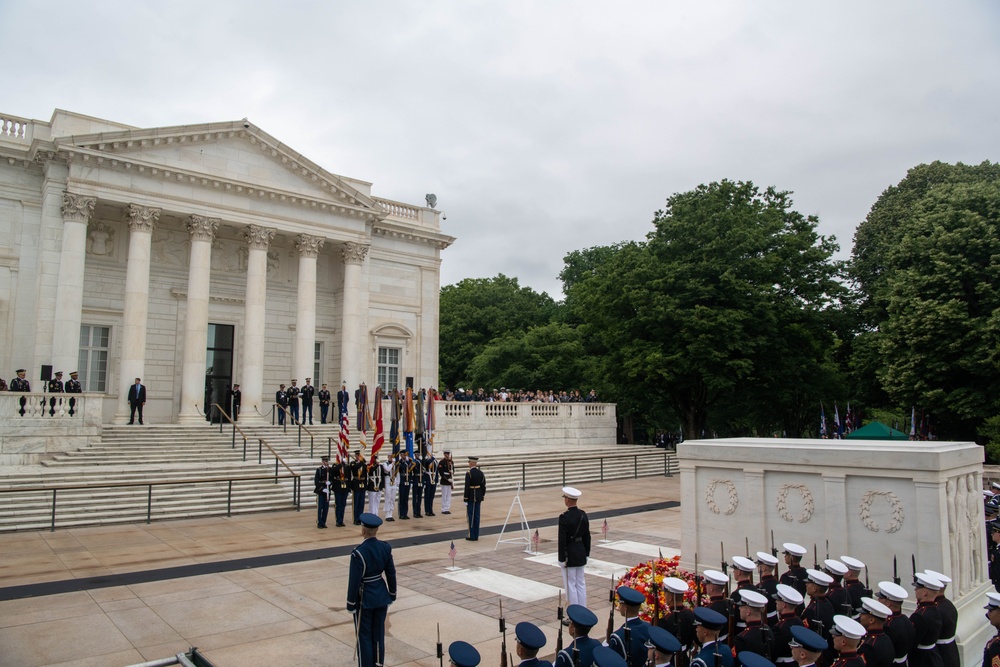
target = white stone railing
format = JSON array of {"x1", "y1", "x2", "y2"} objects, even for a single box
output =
[
  {"x1": 1, "y1": 393, "x2": 90, "y2": 419},
  {"x1": 430, "y1": 401, "x2": 617, "y2": 450},
  {"x1": 0, "y1": 114, "x2": 34, "y2": 142},
  {"x1": 375, "y1": 197, "x2": 420, "y2": 220},
  {"x1": 0, "y1": 393, "x2": 104, "y2": 465}
]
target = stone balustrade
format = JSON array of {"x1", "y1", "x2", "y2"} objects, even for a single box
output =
[
  {"x1": 375, "y1": 197, "x2": 421, "y2": 220},
  {"x1": 432, "y1": 401, "x2": 616, "y2": 450},
  {"x1": 0, "y1": 114, "x2": 33, "y2": 142},
  {"x1": 0, "y1": 394, "x2": 104, "y2": 465}
]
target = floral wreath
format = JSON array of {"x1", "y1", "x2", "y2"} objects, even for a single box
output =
[{"x1": 616, "y1": 555, "x2": 710, "y2": 623}]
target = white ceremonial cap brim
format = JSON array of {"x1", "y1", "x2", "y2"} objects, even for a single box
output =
[
  {"x1": 738, "y1": 590, "x2": 768, "y2": 608},
  {"x1": 876, "y1": 581, "x2": 909, "y2": 602},
  {"x1": 775, "y1": 583, "x2": 804, "y2": 605},
  {"x1": 823, "y1": 559, "x2": 849, "y2": 576},
  {"x1": 832, "y1": 615, "x2": 866, "y2": 640},
  {"x1": 783, "y1": 542, "x2": 807, "y2": 557},
  {"x1": 860, "y1": 597, "x2": 891, "y2": 619},
  {"x1": 703, "y1": 569, "x2": 729, "y2": 586},
  {"x1": 914, "y1": 572, "x2": 943, "y2": 591},
  {"x1": 562, "y1": 486, "x2": 582, "y2": 499},
  {"x1": 840, "y1": 555, "x2": 865, "y2": 570},
  {"x1": 985, "y1": 592, "x2": 1000, "y2": 610},
  {"x1": 733, "y1": 556, "x2": 756, "y2": 572},
  {"x1": 664, "y1": 577, "x2": 690, "y2": 594},
  {"x1": 806, "y1": 569, "x2": 833, "y2": 586},
  {"x1": 756, "y1": 551, "x2": 779, "y2": 566},
  {"x1": 923, "y1": 569, "x2": 951, "y2": 585}
]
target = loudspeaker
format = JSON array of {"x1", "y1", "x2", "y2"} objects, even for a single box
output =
[
  {"x1": 40, "y1": 365, "x2": 52, "y2": 382},
  {"x1": 405, "y1": 376, "x2": 414, "y2": 389}
]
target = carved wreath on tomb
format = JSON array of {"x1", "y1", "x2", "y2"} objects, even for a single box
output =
[
  {"x1": 705, "y1": 479, "x2": 739, "y2": 515},
  {"x1": 859, "y1": 490, "x2": 904, "y2": 533},
  {"x1": 776, "y1": 484, "x2": 814, "y2": 523}
]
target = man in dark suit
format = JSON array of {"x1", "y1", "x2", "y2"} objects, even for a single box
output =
[
  {"x1": 127, "y1": 377, "x2": 146, "y2": 425},
  {"x1": 231, "y1": 384, "x2": 241, "y2": 421},
  {"x1": 338, "y1": 383, "x2": 350, "y2": 417}
]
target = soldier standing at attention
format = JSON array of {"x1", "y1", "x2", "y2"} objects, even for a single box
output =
[
  {"x1": 275, "y1": 384, "x2": 288, "y2": 425},
  {"x1": 876, "y1": 581, "x2": 914, "y2": 667},
  {"x1": 318, "y1": 383, "x2": 331, "y2": 424},
  {"x1": 990, "y1": 522, "x2": 1000, "y2": 592},
  {"x1": 983, "y1": 592, "x2": 1000, "y2": 667},
  {"x1": 781, "y1": 544, "x2": 809, "y2": 596},
  {"x1": 346, "y1": 513, "x2": 396, "y2": 667},
  {"x1": 828, "y1": 616, "x2": 867, "y2": 667},
  {"x1": 659, "y1": 576, "x2": 696, "y2": 665},
  {"x1": 515, "y1": 621, "x2": 553, "y2": 667},
  {"x1": 350, "y1": 450, "x2": 368, "y2": 525},
  {"x1": 366, "y1": 453, "x2": 383, "y2": 516},
  {"x1": 802, "y1": 569, "x2": 835, "y2": 644},
  {"x1": 788, "y1": 626, "x2": 827, "y2": 667},
  {"x1": 332, "y1": 455, "x2": 351, "y2": 527},
  {"x1": 382, "y1": 452, "x2": 397, "y2": 521},
  {"x1": 231, "y1": 384, "x2": 241, "y2": 420},
  {"x1": 857, "y1": 598, "x2": 895, "y2": 667},
  {"x1": 301, "y1": 377, "x2": 315, "y2": 425},
  {"x1": 824, "y1": 560, "x2": 852, "y2": 618},
  {"x1": 448, "y1": 641, "x2": 481, "y2": 667},
  {"x1": 702, "y1": 570, "x2": 731, "y2": 645},
  {"x1": 922, "y1": 570, "x2": 958, "y2": 667},
  {"x1": 464, "y1": 455, "x2": 486, "y2": 540},
  {"x1": 397, "y1": 449, "x2": 411, "y2": 520},
  {"x1": 610, "y1": 586, "x2": 652, "y2": 667},
  {"x1": 313, "y1": 455, "x2": 332, "y2": 529},
  {"x1": 772, "y1": 585, "x2": 805, "y2": 666},
  {"x1": 48, "y1": 371, "x2": 64, "y2": 392},
  {"x1": 733, "y1": 590, "x2": 774, "y2": 665},
  {"x1": 409, "y1": 445, "x2": 424, "y2": 518},
  {"x1": 690, "y1": 607, "x2": 734, "y2": 667},
  {"x1": 756, "y1": 552, "x2": 781, "y2": 626},
  {"x1": 558, "y1": 486, "x2": 591, "y2": 608},
  {"x1": 840, "y1": 557, "x2": 870, "y2": 617},
  {"x1": 648, "y1": 625, "x2": 683, "y2": 667},
  {"x1": 422, "y1": 446, "x2": 438, "y2": 516},
  {"x1": 909, "y1": 573, "x2": 944, "y2": 667},
  {"x1": 555, "y1": 604, "x2": 602, "y2": 667},
  {"x1": 286, "y1": 379, "x2": 300, "y2": 424},
  {"x1": 10, "y1": 368, "x2": 30, "y2": 391},
  {"x1": 439, "y1": 449, "x2": 454, "y2": 514},
  {"x1": 65, "y1": 371, "x2": 82, "y2": 393}
]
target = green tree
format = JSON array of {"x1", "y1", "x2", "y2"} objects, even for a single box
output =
[
  {"x1": 566, "y1": 180, "x2": 844, "y2": 439},
  {"x1": 438, "y1": 274, "x2": 558, "y2": 390}
]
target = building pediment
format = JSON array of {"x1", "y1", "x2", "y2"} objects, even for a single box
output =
[{"x1": 46, "y1": 120, "x2": 386, "y2": 221}]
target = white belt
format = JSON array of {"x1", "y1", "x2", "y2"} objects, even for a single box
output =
[
  {"x1": 893, "y1": 657, "x2": 908, "y2": 664},
  {"x1": 936, "y1": 637, "x2": 955, "y2": 645},
  {"x1": 916, "y1": 644, "x2": 936, "y2": 650},
  {"x1": 776, "y1": 658, "x2": 796, "y2": 663},
  {"x1": 362, "y1": 575, "x2": 383, "y2": 582}
]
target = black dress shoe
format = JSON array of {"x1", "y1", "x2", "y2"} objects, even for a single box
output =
[
  {"x1": 401, "y1": 516, "x2": 410, "y2": 520},
  {"x1": 465, "y1": 537, "x2": 474, "y2": 541},
  {"x1": 414, "y1": 514, "x2": 422, "y2": 518},
  {"x1": 353, "y1": 521, "x2": 361, "y2": 525},
  {"x1": 442, "y1": 511, "x2": 451, "y2": 515},
  {"x1": 336, "y1": 523, "x2": 345, "y2": 527},
  {"x1": 426, "y1": 512, "x2": 435, "y2": 516},
  {"x1": 386, "y1": 517, "x2": 395, "y2": 522},
  {"x1": 127, "y1": 421, "x2": 134, "y2": 425}
]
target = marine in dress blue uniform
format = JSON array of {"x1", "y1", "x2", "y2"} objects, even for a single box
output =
[
  {"x1": 346, "y1": 513, "x2": 396, "y2": 667},
  {"x1": 922, "y1": 570, "x2": 958, "y2": 667},
  {"x1": 828, "y1": 615, "x2": 867, "y2": 667},
  {"x1": 857, "y1": 597, "x2": 895, "y2": 667},
  {"x1": 610, "y1": 586, "x2": 652, "y2": 667},
  {"x1": 351, "y1": 451, "x2": 369, "y2": 525},
  {"x1": 779, "y1": 544, "x2": 809, "y2": 597},
  {"x1": 556, "y1": 604, "x2": 602, "y2": 667},
  {"x1": 397, "y1": 450, "x2": 411, "y2": 519},
  {"x1": 516, "y1": 621, "x2": 553, "y2": 667},
  {"x1": 909, "y1": 574, "x2": 944, "y2": 667},
  {"x1": 876, "y1": 581, "x2": 914, "y2": 667},
  {"x1": 332, "y1": 457, "x2": 351, "y2": 527},
  {"x1": 691, "y1": 607, "x2": 734, "y2": 667},
  {"x1": 313, "y1": 456, "x2": 332, "y2": 528},
  {"x1": 982, "y1": 592, "x2": 1000, "y2": 667},
  {"x1": 65, "y1": 371, "x2": 82, "y2": 393},
  {"x1": 422, "y1": 449, "x2": 438, "y2": 516}
]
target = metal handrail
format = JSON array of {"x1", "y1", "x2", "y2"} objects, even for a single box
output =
[
  {"x1": 477, "y1": 450, "x2": 677, "y2": 487},
  {"x1": 199, "y1": 403, "x2": 300, "y2": 480},
  {"x1": 0, "y1": 473, "x2": 302, "y2": 531}
]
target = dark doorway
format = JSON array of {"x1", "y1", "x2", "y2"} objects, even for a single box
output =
[{"x1": 204, "y1": 324, "x2": 235, "y2": 423}]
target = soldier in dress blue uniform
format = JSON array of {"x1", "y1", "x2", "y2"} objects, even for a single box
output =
[
  {"x1": 346, "y1": 513, "x2": 396, "y2": 667},
  {"x1": 780, "y1": 544, "x2": 809, "y2": 597},
  {"x1": 422, "y1": 448, "x2": 438, "y2": 516},
  {"x1": 609, "y1": 586, "x2": 652, "y2": 667},
  {"x1": 658, "y1": 576, "x2": 696, "y2": 666},
  {"x1": 556, "y1": 604, "x2": 602, "y2": 667},
  {"x1": 332, "y1": 455, "x2": 351, "y2": 527},
  {"x1": 690, "y1": 607, "x2": 734, "y2": 667},
  {"x1": 449, "y1": 640, "x2": 481, "y2": 667},
  {"x1": 828, "y1": 615, "x2": 867, "y2": 667},
  {"x1": 397, "y1": 449, "x2": 411, "y2": 520},
  {"x1": 788, "y1": 626, "x2": 826, "y2": 667},
  {"x1": 733, "y1": 589, "x2": 775, "y2": 665},
  {"x1": 48, "y1": 371, "x2": 64, "y2": 392},
  {"x1": 515, "y1": 621, "x2": 552, "y2": 667},
  {"x1": 755, "y1": 552, "x2": 780, "y2": 626},
  {"x1": 301, "y1": 378, "x2": 315, "y2": 425},
  {"x1": 876, "y1": 581, "x2": 914, "y2": 667},
  {"x1": 909, "y1": 573, "x2": 944, "y2": 667},
  {"x1": 409, "y1": 446, "x2": 424, "y2": 518},
  {"x1": 313, "y1": 455, "x2": 332, "y2": 529},
  {"x1": 350, "y1": 451, "x2": 369, "y2": 525},
  {"x1": 737, "y1": 651, "x2": 776, "y2": 667},
  {"x1": 802, "y1": 569, "x2": 835, "y2": 645},
  {"x1": 275, "y1": 384, "x2": 288, "y2": 425},
  {"x1": 647, "y1": 625, "x2": 682, "y2": 667},
  {"x1": 823, "y1": 560, "x2": 853, "y2": 618},
  {"x1": 10, "y1": 369, "x2": 30, "y2": 392},
  {"x1": 983, "y1": 592, "x2": 1000, "y2": 667},
  {"x1": 922, "y1": 570, "x2": 958, "y2": 667},
  {"x1": 286, "y1": 379, "x2": 300, "y2": 424},
  {"x1": 702, "y1": 570, "x2": 732, "y2": 645},
  {"x1": 318, "y1": 383, "x2": 331, "y2": 424},
  {"x1": 840, "y1": 557, "x2": 870, "y2": 618},
  {"x1": 593, "y1": 646, "x2": 628, "y2": 667},
  {"x1": 989, "y1": 522, "x2": 1000, "y2": 592},
  {"x1": 772, "y1": 585, "x2": 805, "y2": 666},
  {"x1": 464, "y1": 455, "x2": 486, "y2": 540},
  {"x1": 65, "y1": 371, "x2": 82, "y2": 393},
  {"x1": 857, "y1": 597, "x2": 895, "y2": 667}
]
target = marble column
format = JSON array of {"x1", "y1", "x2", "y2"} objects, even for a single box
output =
[
  {"x1": 339, "y1": 242, "x2": 369, "y2": 387},
  {"x1": 177, "y1": 215, "x2": 219, "y2": 423},
  {"x1": 52, "y1": 193, "x2": 96, "y2": 377},
  {"x1": 293, "y1": 234, "x2": 324, "y2": 383},
  {"x1": 239, "y1": 224, "x2": 275, "y2": 422},
  {"x1": 116, "y1": 204, "x2": 160, "y2": 423}
]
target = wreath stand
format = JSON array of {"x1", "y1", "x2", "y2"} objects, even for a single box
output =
[{"x1": 495, "y1": 483, "x2": 533, "y2": 553}]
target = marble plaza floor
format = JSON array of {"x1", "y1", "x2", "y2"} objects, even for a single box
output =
[{"x1": 0, "y1": 475, "x2": 681, "y2": 667}]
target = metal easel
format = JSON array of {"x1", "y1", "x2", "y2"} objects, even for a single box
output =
[{"x1": 495, "y1": 482, "x2": 532, "y2": 553}]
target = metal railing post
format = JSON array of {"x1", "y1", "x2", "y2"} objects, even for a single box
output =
[
  {"x1": 232, "y1": 422, "x2": 236, "y2": 449},
  {"x1": 242, "y1": 438, "x2": 247, "y2": 462},
  {"x1": 634, "y1": 455, "x2": 638, "y2": 479},
  {"x1": 274, "y1": 457, "x2": 279, "y2": 482},
  {"x1": 147, "y1": 485, "x2": 153, "y2": 524},
  {"x1": 328, "y1": 437, "x2": 332, "y2": 459},
  {"x1": 50, "y1": 489, "x2": 57, "y2": 532},
  {"x1": 297, "y1": 425, "x2": 302, "y2": 448},
  {"x1": 258, "y1": 439, "x2": 263, "y2": 464},
  {"x1": 521, "y1": 462, "x2": 526, "y2": 489},
  {"x1": 309, "y1": 435, "x2": 314, "y2": 458},
  {"x1": 227, "y1": 480, "x2": 232, "y2": 517},
  {"x1": 561, "y1": 460, "x2": 566, "y2": 485},
  {"x1": 601, "y1": 457, "x2": 604, "y2": 483}
]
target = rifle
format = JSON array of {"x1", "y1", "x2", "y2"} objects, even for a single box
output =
[
  {"x1": 825, "y1": 540, "x2": 830, "y2": 561},
  {"x1": 694, "y1": 553, "x2": 701, "y2": 607},
  {"x1": 745, "y1": 536, "x2": 750, "y2": 558},
  {"x1": 436, "y1": 623, "x2": 443, "y2": 667},
  {"x1": 557, "y1": 591, "x2": 564, "y2": 654},
  {"x1": 893, "y1": 556, "x2": 901, "y2": 586},
  {"x1": 813, "y1": 544, "x2": 819, "y2": 569},
  {"x1": 771, "y1": 530, "x2": 779, "y2": 579},
  {"x1": 911, "y1": 554, "x2": 917, "y2": 583},
  {"x1": 624, "y1": 624, "x2": 633, "y2": 667},
  {"x1": 607, "y1": 573, "x2": 617, "y2": 643},
  {"x1": 722, "y1": 542, "x2": 734, "y2": 647},
  {"x1": 500, "y1": 600, "x2": 508, "y2": 667},
  {"x1": 652, "y1": 558, "x2": 660, "y2": 625}
]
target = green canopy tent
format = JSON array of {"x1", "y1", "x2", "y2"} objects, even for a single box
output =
[{"x1": 845, "y1": 421, "x2": 909, "y2": 441}]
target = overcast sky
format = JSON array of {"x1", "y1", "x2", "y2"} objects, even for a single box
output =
[{"x1": 3, "y1": 1, "x2": 998, "y2": 297}]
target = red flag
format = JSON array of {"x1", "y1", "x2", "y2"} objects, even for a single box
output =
[
  {"x1": 338, "y1": 412, "x2": 350, "y2": 462},
  {"x1": 370, "y1": 386, "x2": 384, "y2": 464}
]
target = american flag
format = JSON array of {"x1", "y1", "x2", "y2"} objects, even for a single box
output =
[
  {"x1": 602, "y1": 518, "x2": 608, "y2": 538},
  {"x1": 532, "y1": 529, "x2": 540, "y2": 552},
  {"x1": 338, "y1": 412, "x2": 350, "y2": 461},
  {"x1": 448, "y1": 540, "x2": 457, "y2": 561}
]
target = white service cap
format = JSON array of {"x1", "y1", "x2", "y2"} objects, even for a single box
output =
[
  {"x1": 923, "y1": 569, "x2": 951, "y2": 585},
  {"x1": 913, "y1": 572, "x2": 943, "y2": 591},
  {"x1": 840, "y1": 556, "x2": 866, "y2": 571},
  {"x1": 823, "y1": 559, "x2": 848, "y2": 576},
  {"x1": 756, "y1": 551, "x2": 779, "y2": 566},
  {"x1": 783, "y1": 542, "x2": 807, "y2": 557},
  {"x1": 775, "y1": 583, "x2": 804, "y2": 606},
  {"x1": 737, "y1": 590, "x2": 769, "y2": 608},
  {"x1": 664, "y1": 577, "x2": 690, "y2": 595},
  {"x1": 806, "y1": 569, "x2": 833, "y2": 586},
  {"x1": 732, "y1": 556, "x2": 756, "y2": 573},
  {"x1": 860, "y1": 597, "x2": 891, "y2": 619},
  {"x1": 562, "y1": 486, "x2": 582, "y2": 499},
  {"x1": 831, "y1": 615, "x2": 866, "y2": 640},
  {"x1": 876, "y1": 581, "x2": 909, "y2": 602},
  {"x1": 703, "y1": 569, "x2": 729, "y2": 586}
]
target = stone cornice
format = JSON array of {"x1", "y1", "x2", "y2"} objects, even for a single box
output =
[
  {"x1": 372, "y1": 219, "x2": 455, "y2": 250},
  {"x1": 123, "y1": 203, "x2": 160, "y2": 232},
  {"x1": 186, "y1": 215, "x2": 220, "y2": 242},
  {"x1": 53, "y1": 145, "x2": 385, "y2": 222},
  {"x1": 61, "y1": 193, "x2": 96, "y2": 223},
  {"x1": 169, "y1": 287, "x2": 245, "y2": 305}
]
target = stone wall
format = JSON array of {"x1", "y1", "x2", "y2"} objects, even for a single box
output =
[
  {"x1": 678, "y1": 437, "x2": 989, "y2": 666},
  {"x1": 0, "y1": 393, "x2": 103, "y2": 464}
]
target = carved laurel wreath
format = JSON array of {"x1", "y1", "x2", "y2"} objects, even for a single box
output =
[
  {"x1": 705, "y1": 479, "x2": 739, "y2": 515},
  {"x1": 776, "y1": 484, "x2": 815, "y2": 523},
  {"x1": 859, "y1": 490, "x2": 904, "y2": 533}
]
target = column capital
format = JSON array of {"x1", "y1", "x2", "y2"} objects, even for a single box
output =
[
  {"x1": 341, "y1": 241, "x2": 370, "y2": 265},
  {"x1": 122, "y1": 203, "x2": 160, "y2": 232},
  {"x1": 186, "y1": 215, "x2": 220, "y2": 242},
  {"x1": 294, "y1": 233, "x2": 325, "y2": 258},
  {"x1": 243, "y1": 224, "x2": 276, "y2": 251},
  {"x1": 61, "y1": 193, "x2": 96, "y2": 223}
]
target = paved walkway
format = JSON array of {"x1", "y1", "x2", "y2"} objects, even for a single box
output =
[{"x1": 0, "y1": 475, "x2": 681, "y2": 667}]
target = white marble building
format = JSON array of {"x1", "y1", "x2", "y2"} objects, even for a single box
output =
[{"x1": 0, "y1": 109, "x2": 453, "y2": 424}]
